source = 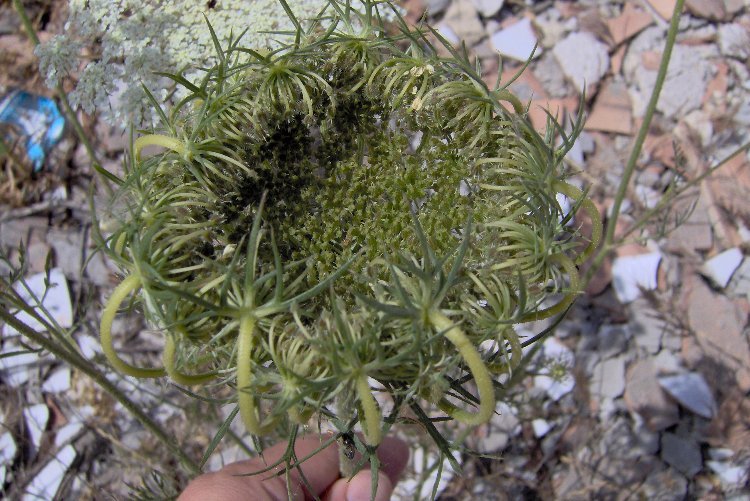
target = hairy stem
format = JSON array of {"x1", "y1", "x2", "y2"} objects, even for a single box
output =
[
  {"x1": 134, "y1": 134, "x2": 187, "y2": 161},
  {"x1": 237, "y1": 315, "x2": 274, "y2": 435},
  {"x1": 355, "y1": 373, "x2": 382, "y2": 446},
  {"x1": 519, "y1": 253, "x2": 579, "y2": 322},
  {"x1": 100, "y1": 274, "x2": 166, "y2": 378},
  {"x1": 430, "y1": 310, "x2": 495, "y2": 425},
  {"x1": 162, "y1": 335, "x2": 217, "y2": 386}
]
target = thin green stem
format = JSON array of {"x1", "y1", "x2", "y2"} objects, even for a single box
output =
[
  {"x1": 0, "y1": 308, "x2": 200, "y2": 474},
  {"x1": 354, "y1": 373, "x2": 382, "y2": 446},
  {"x1": 586, "y1": 0, "x2": 684, "y2": 283},
  {"x1": 237, "y1": 314, "x2": 275, "y2": 435},
  {"x1": 99, "y1": 273, "x2": 166, "y2": 378},
  {"x1": 430, "y1": 310, "x2": 495, "y2": 426}
]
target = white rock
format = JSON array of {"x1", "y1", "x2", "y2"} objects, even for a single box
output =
[
  {"x1": 533, "y1": 337, "x2": 575, "y2": 400},
  {"x1": 0, "y1": 466, "x2": 5, "y2": 487},
  {"x1": 591, "y1": 355, "x2": 627, "y2": 399},
  {"x1": 0, "y1": 345, "x2": 39, "y2": 387},
  {"x1": 490, "y1": 17, "x2": 540, "y2": 62},
  {"x1": 708, "y1": 448, "x2": 734, "y2": 461},
  {"x1": 2, "y1": 268, "x2": 73, "y2": 336},
  {"x1": 425, "y1": 0, "x2": 451, "y2": 16},
  {"x1": 701, "y1": 248, "x2": 744, "y2": 289},
  {"x1": 42, "y1": 367, "x2": 72, "y2": 393},
  {"x1": 0, "y1": 432, "x2": 16, "y2": 465},
  {"x1": 706, "y1": 460, "x2": 747, "y2": 486},
  {"x1": 718, "y1": 23, "x2": 750, "y2": 60},
  {"x1": 471, "y1": 0, "x2": 504, "y2": 17},
  {"x1": 658, "y1": 372, "x2": 717, "y2": 419},
  {"x1": 22, "y1": 445, "x2": 76, "y2": 501},
  {"x1": 55, "y1": 421, "x2": 84, "y2": 448},
  {"x1": 77, "y1": 334, "x2": 101, "y2": 359},
  {"x1": 394, "y1": 446, "x2": 461, "y2": 500},
  {"x1": 532, "y1": 418, "x2": 552, "y2": 438},
  {"x1": 612, "y1": 252, "x2": 662, "y2": 304},
  {"x1": 552, "y1": 32, "x2": 609, "y2": 91},
  {"x1": 435, "y1": 23, "x2": 460, "y2": 46},
  {"x1": 23, "y1": 404, "x2": 50, "y2": 453}
]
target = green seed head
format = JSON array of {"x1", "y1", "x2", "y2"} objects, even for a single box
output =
[{"x1": 100, "y1": 0, "x2": 600, "y2": 448}]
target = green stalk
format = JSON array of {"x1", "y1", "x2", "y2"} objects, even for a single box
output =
[
  {"x1": 354, "y1": 373, "x2": 382, "y2": 446},
  {"x1": 430, "y1": 310, "x2": 495, "y2": 425},
  {"x1": 584, "y1": 0, "x2": 684, "y2": 285},
  {"x1": 0, "y1": 309, "x2": 201, "y2": 475}
]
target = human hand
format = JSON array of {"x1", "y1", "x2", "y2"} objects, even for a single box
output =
[{"x1": 178, "y1": 435, "x2": 409, "y2": 501}]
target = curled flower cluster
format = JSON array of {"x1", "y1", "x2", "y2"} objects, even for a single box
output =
[{"x1": 99, "y1": 0, "x2": 601, "y2": 449}]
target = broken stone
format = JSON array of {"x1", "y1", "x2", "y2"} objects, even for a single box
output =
[
  {"x1": 629, "y1": 299, "x2": 667, "y2": 354},
  {"x1": 706, "y1": 459, "x2": 747, "y2": 487},
  {"x1": 489, "y1": 17, "x2": 540, "y2": 62},
  {"x1": 532, "y1": 418, "x2": 552, "y2": 438},
  {"x1": 585, "y1": 81, "x2": 633, "y2": 134},
  {"x1": 24, "y1": 444, "x2": 76, "y2": 500},
  {"x1": 685, "y1": 0, "x2": 727, "y2": 21},
  {"x1": 0, "y1": 432, "x2": 16, "y2": 467},
  {"x1": 661, "y1": 433, "x2": 703, "y2": 477},
  {"x1": 659, "y1": 372, "x2": 717, "y2": 419},
  {"x1": 596, "y1": 324, "x2": 630, "y2": 359},
  {"x1": 534, "y1": 52, "x2": 571, "y2": 98},
  {"x1": 591, "y1": 355, "x2": 627, "y2": 400},
  {"x1": 42, "y1": 366, "x2": 72, "y2": 394},
  {"x1": 424, "y1": 0, "x2": 450, "y2": 15},
  {"x1": 606, "y1": 4, "x2": 653, "y2": 46},
  {"x1": 2, "y1": 268, "x2": 73, "y2": 336},
  {"x1": 442, "y1": 0, "x2": 485, "y2": 47},
  {"x1": 54, "y1": 421, "x2": 84, "y2": 448},
  {"x1": 624, "y1": 358, "x2": 679, "y2": 431},
  {"x1": 639, "y1": 465, "x2": 688, "y2": 499},
  {"x1": 24, "y1": 403, "x2": 49, "y2": 454},
  {"x1": 0, "y1": 344, "x2": 40, "y2": 387},
  {"x1": 728, "y1": 257, "x2": 750, "y2": 300},
  {"x1": 664, "y1": 196, "x2": 713, "y2": 253},
  {"x1": 683, "y1": 110, "x2": 714, "y2": 148},
  {"x1": 470, "y1": 0, "x2": 504, "y2": 18},
  {"x1": 701, "y1": 247, "x2": 744, "y2": 288},
  {"x1": 552, "y1": 31, "x2": 610, "y2": 92},
  {"x1": 46, "y1": 229, "x2": 84, "y2": 280},
  {"x1": 653, "y1": 349, "x2": 683, "y2": 374},
  {"x1": 644, "y1": 0, "x2": 678, "y2": 20},
  {"x1": 685, "y1": 276, "x2": 750, "y2": 391},
  {"x1": 611, "y1": 252, "x2": 662, "y2": 304}
]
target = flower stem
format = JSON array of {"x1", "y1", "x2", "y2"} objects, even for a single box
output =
[
  {"x1": 237, "y1": 314, "x2": 274, "y2": 435},
  {"x1": 162, "y1": 335, "x2": 217, "y2": 386},
  {"x1": 430, "y1": 310, "x2": 495, "y2": 425},
  {"x1": 99, "y1": 274, "x2": 166, "y2": 378},
  {"x1": 354, "y1": 373, "x2": 382, "y2": 446}
]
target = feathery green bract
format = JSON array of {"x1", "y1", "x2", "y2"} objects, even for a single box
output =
[{"x1": 99, "y1": 0, "x2": 600, "y2": 457}]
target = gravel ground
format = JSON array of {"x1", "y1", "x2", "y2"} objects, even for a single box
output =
[{"x1": 1, "y1": 0, "x2": 749, "y2": 499}]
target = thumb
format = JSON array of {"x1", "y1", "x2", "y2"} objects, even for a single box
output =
[{"x1": 325, "y1": 470, "x2": 394, "y2": 501}]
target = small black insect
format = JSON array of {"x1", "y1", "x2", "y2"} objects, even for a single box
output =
[{"x1": 339, "y1": 432, "x2": 356, "y2": 460}]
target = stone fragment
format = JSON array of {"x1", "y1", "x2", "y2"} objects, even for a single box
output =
[
  {"x1": 23, "y1": 445, "x2": 76, "y2": 500},
  {"x1": 729, "y1": 258, "x2": 750, "y2": 300},
  {"x1": 490, "y1": 17, "x2": 540, "y2": 62},
  {"x1": 435, "y1": 23, "x2": 459, "y2": 45},
  {"x1": 611, "y1": 252, "x2": 662, "y2": 304},
  {"x1": 660, "y1": 433, "x2": 703, "y2": 477},
  {"x1": 606, "y1": 4, "x2": 653, "y2": 46},
  {"x1": 653, "y1": 349, "x2": 682, "y2": 373},
  {"x1": 42, "y1": 367, "x2": 72, "y2": 394},
  {"x1": 685, "y1": 0, "x2": 727, "y2": 21},
  {"x1": 596, "y1": 324, "x2": 630, "y2": 358},
  {"x1": 664, "y1": 196, "x2": 713, "y2": 253},
  {"x1": 585, "y1": 82, "x2": 633, "y2": 135},
  {"x1": 425, "y1": 0, "x2": 450, "y2": 15},
  {"x1": 532, "y1": 418, "x2": 552, "y2": 438},
  {"x1": 591, "y1": 355, "x2": 627, "y2": 399},
  {"x1": 470, "y1": 0, "x2": 503, "y2": 18},
  {"x1": 644, "y1": 0, "x2": 677, "y2": 20},
  {"x1": 46, "y1": 229, "x2": 83, "y2": 280},
  {"x1": 706, "y1": 460, "x2": 747, "y2": 487},
  {"x1": 552, "y1": 32, "x2": 609, "y2": 92},
  {"x1": 23, "y1": 403, "x2": 49, "y2": 454},
  {"x1": 685, "y1": 276, "x2": 750, "y2": 391},
  {"x1": 701, "y1": 248, "x2": 744, "y2": 288},
  {"x1": 624, "y1": 359, "x2": 679, "y2": 431},
  {"x1": 533, "y1": 52, "x2": 570, "y2": 98},
  {"x1": 658, "y1": 372, "x2": 717, "y2": 419},
  {"x1": 0, "y1": 344, "x2": 39, "y2": 387},
  {"x1": 54, "y1": 421, "x2": 84, "y2": 448},
  {"x1": 2, "y1": 268, "x2": 73, "y2": 336},
  {"x1": 442, "y1": 0, "x2": 485, "y2": 47},
  {"x1": 639, "y1": 466, "x2": 688, "y2": 499},
  {"x1": 629, "y1": 299, "x2": 667, "y2": 354},
  {"x1": 0, "y1": 432, "x2": 16, "y2": 466}
]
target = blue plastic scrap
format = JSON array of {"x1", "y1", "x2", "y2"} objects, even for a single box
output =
[{"x1": 0, "y1": 89, "x2": 65, "y2": 172}]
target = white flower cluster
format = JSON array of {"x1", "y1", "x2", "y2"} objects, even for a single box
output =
[{"x1": 35, "y1": 0, "x2": 362, "y2": 129}]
